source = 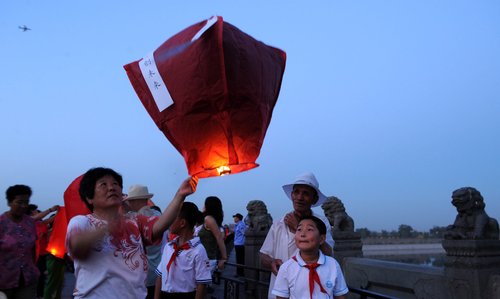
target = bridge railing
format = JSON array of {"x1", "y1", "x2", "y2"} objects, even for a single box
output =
[{"x1": 213, "y1": 261, "x2": 399, "y2": 299}]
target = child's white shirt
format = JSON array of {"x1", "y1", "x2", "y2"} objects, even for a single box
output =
[
  {"x1": 272, "y1": 251, "x2": 348, "y2": 298},
  {"x1": 155, "y1": 236, "x2": 212, "y2": 293}
]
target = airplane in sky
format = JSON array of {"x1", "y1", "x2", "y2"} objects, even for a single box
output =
[{"x1": 19, "y1": 25, "x2": 31, "y2": 32}]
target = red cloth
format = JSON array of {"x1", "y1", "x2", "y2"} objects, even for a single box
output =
[
  {"x1": 64, "y1": 175, "x2": 90, "y2": 221},
  {"x1": 166, "y1": 241, "x2": 191, "y2": 272},
  {"x1": 292, "y1": 256, "x2": 327, "y2": 299},
  {"x1": 35, "y1": 221, "x2": 49, "y2": 259},
  {"x1": 124, "y1": 16, "x2": 286, "y2": 178}
]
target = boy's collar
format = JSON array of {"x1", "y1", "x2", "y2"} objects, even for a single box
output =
[
  {"x1": 294, "y1": 250, "x2": 326, "y2": 266},
  {"x1": 168, "y1": 236, "x2": 202, "y2": 248}
]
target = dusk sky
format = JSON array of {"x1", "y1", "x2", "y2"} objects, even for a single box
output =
[{"x1": 1, "y1": 1, "x2": 499, "y2": 231}]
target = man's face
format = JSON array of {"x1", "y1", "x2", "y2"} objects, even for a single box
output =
[
  {"x1": 295, "y1": 219, "x2": 325, "y2": 252},
  {"x1": 89, "y1": 175, "x2": 122, "y2": 212},
  {"x1": 233, "y1": 216, "x2": 239, "y2": 223},
  {"x1": 127, "y1": 198, "x2": 149, "y2": 212},
  {"x1": 291, "y1": 184, "x2": 318, "y2": 214}
]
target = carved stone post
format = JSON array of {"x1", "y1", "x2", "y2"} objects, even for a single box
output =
[
  {"x1": 443, "y1": 240, "x2": 500, "y2": 299},
  {"x1": 244, "y1": 200, "x2": 273, "y2": 299},
  {"x1": 332, "y1": 231, "x2": 363, "y2": 264},
  {"x1": 442, "y1": 187, "x2": 500, "y2": 299},
  {"x1": 321, "y1": 196, "x2": 363, "y2": 266}
]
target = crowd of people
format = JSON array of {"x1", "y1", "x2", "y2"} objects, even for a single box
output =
[{"x1": 1, "y1": 169, "x2": 348, "y2": 299}]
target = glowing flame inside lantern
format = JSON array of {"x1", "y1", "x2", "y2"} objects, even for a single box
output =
[
  {"x1": 216, "y1": 166, "x2": 231, "y2": 176},
  {"x1": 49, "y1": 248, "x2": 58, "y2": 256}
]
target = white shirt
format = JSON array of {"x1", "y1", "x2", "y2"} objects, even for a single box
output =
[
  {"x1": 156, "y1": 236, "x2": 212, "y2": 293},
  {"x1": 272, "y1": 251, "x2": 348, "y2": 299},
  {"x1": 66, "y1": 214, "x2": 158, "y2": 299},
  {"x1": 260, "y1": 212, "x2": 334, "y2": 299}
]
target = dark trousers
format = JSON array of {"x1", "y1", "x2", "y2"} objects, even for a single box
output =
[
  {"x1": 235, "y1": 245, "x2": 245, "y2": 276},
  {"x1": 36, "y1": 254, "x2": 48, "y2": 297},
  {"x1": 146, "y1": 285, "x2": 155, "y2": 299},
  {"x1": 159, "y1": 291, "x2": 196, "y2": 299},
  {"x1": 43, "y1": 255, "x2": 65, "y2": 299}
]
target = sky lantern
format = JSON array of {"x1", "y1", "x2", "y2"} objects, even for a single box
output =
[
  {"x1": 46, "y1": 206, "x2": 67, "y2": 259},
  {"x1": 124, "y1": 16, "x2": 286, "y2": 178},
  {"x1": 64, "y1": 175, "x2": 90, "y2": 220}
]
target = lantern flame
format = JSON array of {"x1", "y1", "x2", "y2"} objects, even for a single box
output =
[
  {"x1": 216, "y1": 166, "x2": 231, "y2": 176},
  {"x1": 49, "y1": 248, "x2": 58, "y2": 256}
]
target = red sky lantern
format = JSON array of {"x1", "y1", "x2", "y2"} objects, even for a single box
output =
[
  {"x1": 46, "y1": 206, "x2": 67, "y2": 259},
  {"x1": 64, "y1": 175, "x2": 90, "y2": 221},
  {"x1": 124, "y1": 16, "x2": 286, "y2": 178}
]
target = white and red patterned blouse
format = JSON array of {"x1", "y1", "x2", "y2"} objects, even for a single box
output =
[{"x1": 66, "y1": 213, "x2": 158, "y2": 299}]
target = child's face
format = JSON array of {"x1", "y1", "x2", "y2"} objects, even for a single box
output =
[{"x1": 295, "y1": 219, "x2": 326, "y2": 252}]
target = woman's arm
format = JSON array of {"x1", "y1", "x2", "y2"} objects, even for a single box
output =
[
  {"x1": 154, "y1": 276, "x2": 161, "y2": 299},
  {"x1": 205, "y1": 216, "x2": 227, "y2": 270},
  {"x1": 32, "y1": 205, "x2": 59, "y2": 221},
  {"x1": 194, "y1": 284, "x2": 206, "y2": 299},
  {"x1": 152, "y1": 177, "x2": 197, "y2": 239},
  {"x1": 68, "y1": 226, "x2": 108, "y2": 260}
]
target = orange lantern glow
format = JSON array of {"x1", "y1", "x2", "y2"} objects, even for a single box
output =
[
  {"x1": 46, "y1": 206, "x2": 67, "y2": 259},
  {"x1": 124, "y1": 16, "x2": 286, "y2": 178}
]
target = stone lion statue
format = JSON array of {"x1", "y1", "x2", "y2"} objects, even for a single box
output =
[
  {"x1": 321, "y1": 196, "x2": 355, "y2": 232},
  {"x1": 444, "y1": 187, "x2": 499, "y2": 240},
  {"x1": 245, "y1": 200, "x2": 273, "y2": 234}
]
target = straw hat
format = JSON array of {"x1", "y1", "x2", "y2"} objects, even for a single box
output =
[
  {"x1": 282, "y1": 172, "x2": 327, "y2": 207},
  {"x1": 124, "y1": 185, "x2": 154, "y2": 201}
]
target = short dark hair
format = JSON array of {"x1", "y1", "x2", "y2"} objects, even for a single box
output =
[
  {"x1": 6, "y1": 185, "x2": 32, "y2": 203},
  {"x1": 178, "y1": 202, "x2": 199, "y2": 228},
  {"x1": 195, "y1": 209, "x2": 204, "y2": 225},
  {"x1": 299, "y1": 215, "x2": 327, "y2": 236},
  {"x1": 79, "y1": 167, "x2": 123, "y2": 212},
  {"x1": 26, "y1": 204, "x2": 39, "y2": 215}
]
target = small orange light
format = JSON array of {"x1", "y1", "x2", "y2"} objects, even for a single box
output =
[
  {"x1": 216, "y1": 166, "x2": 231, "y2": 176},
  {"x1": 50, "y1": 248, "x2": 58, "y2": 256}
]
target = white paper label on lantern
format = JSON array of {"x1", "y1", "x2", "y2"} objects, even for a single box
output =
[
  {"x1": 139, "y1": 52, "x2": 173, "y2": 112},
  {"x1": 191, "y1": 16, "x2": 218, "y2": 42}
]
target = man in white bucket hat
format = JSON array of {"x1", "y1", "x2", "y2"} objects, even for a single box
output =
[
  {"x1": 123, "y1": 184, "x2": 162, "y2": 299},
  {"x1": 259, "y1": 172, "x2": 334, "y2": 299},
  {"x1": 123, "y1": 185, "x2": 154, "y2": 214}
]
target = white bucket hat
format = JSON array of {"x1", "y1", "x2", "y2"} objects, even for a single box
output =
[
  {"x1": 124, "y1": 184, "x2": 154, "y2": 201},
  {"x1": 282, "y1": 172, "x2": 327, "y2": 207}
]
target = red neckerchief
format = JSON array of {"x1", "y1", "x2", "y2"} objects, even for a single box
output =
[
  {"x1": 292, "y1": 255, "x2": 327, "y2": 299},
  {"x1": 166, "y1": 240, "x2": 191, "y2": 272}
]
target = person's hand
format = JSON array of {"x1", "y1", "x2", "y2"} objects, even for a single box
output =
[
  {"x1": 217, "y1": 259, "x2": 226, "y2": 270},
  {"x1": 50, "y1": 205, "x2": 59, "y2": 212},
  {"x1": 271, "y1": 259, "x2": 283, "y2": 276},
  {"x1": 284, "y1": 212, "x2": 299, "y2": 233},
  {"x1": 176, "y1": 176, "x2": 198, "y2": 198}
]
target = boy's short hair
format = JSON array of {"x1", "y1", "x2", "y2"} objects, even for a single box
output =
[
  {"x1": 300, "y1": 215, "x2": 327, "y2": 235},
  {"x1": 178, "y1": 202, "x2": 199, "y2": 228}
]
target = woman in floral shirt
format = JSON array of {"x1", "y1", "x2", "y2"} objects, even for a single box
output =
[
  {"x1": 66, "y1": 167, "x2": 197, "y2": 299},
  {"x1": 0, "y1": 185, "x2": 39, "y2": 298}
]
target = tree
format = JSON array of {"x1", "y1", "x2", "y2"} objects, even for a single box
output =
[
  {"x1": 429, "y1": 226, "x2": 447, "y2": 238},
  {"x1": 356, "y1": 227, "x2": 371, "y2": 238},
  {"x1": 398, "y1": 224, "x2": 415, "y2": 238}
]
